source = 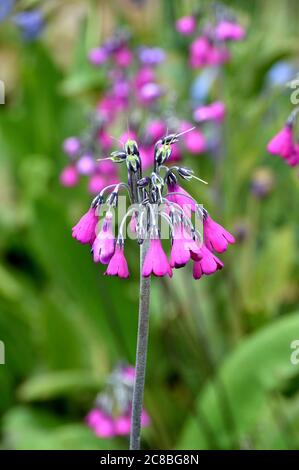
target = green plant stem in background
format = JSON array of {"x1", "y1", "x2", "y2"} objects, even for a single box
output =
[{"x1": 130, "y1": 241, "x2": 151, "y2": 450}]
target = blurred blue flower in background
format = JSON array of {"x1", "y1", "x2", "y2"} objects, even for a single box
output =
[
  {"x1": 138, "y1": 47, "x2": 166, "y2": 65},
  {"x1": 0, "y1": 0, "x2": 15, "y2": 22},
  {"x1": 266, "y1": 60, "x2": 297, "y2": 88},
  {"x1": 13, "y1": 10, "x2": 44, "y2": 41},
  {"x1": 190, "y1": 68, "x2": 218, "y2": 105}
]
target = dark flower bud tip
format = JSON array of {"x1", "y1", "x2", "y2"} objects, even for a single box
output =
[
  {"x1": 108, "y1": 191, "x2": 119, "y2": 206},
  {"x1": 125, "y1": 139, "x2": 139, "y2": 156},
  {"x1": 91, "y1": 194, "x2": 104, "y2": 208},
  {"x1": 177, "y1": 167, "x2": 193, "y2": 178},
  {"x1": 137, "y1": 177, "x2": 151, "y2": 188},
  {"x1": 161, "y1": 134, "x2": 179, "y2": 145},
  {"x1": 165, "y1": 171, "x2": 177, "y2": 185},
  {"x1": 150, "y1": 189, "x2": 158, "y2": 203},
  {"x1": 126, "y1": 154, "x2": 141, "y2": 172},
  {"x1": 154, "y1": 143, "x2": 172, "y2": 165},
  {"x1": 110, "y1": 151, "x2": 127, "y2": 162}
]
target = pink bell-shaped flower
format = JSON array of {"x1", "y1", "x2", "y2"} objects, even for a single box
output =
[
  {"x1": 267, "y1": 125, "x2": 294, "y2": 159},
  {"x1": 204, "y1": 215, "x2": 235, "y2": 253},
  {"x1": 92, "y1": 213, "x2": 115, "y2": 264},
  {"x1": 142, "y1": 238, "x2": 172, "y2": 278},
  {"x1": 105, "y1": 244, "x2": 129, "y2": 278},
  {"x1": 193, "y1": 245, "x2": 224, "y2": 279},
  {"x1": 72, "y1": 207, "x2": 98, "y2": 245},
  {"x1": 166, "y1": 183, "x2": 196, "y2": 216},
  {"x1": 170, "y1": 224, "x2": 201, "y2": 268}
]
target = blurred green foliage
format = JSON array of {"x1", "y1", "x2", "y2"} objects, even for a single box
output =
[{"x1": 0, "y1": 0, "x2": 299, "y2": 450}]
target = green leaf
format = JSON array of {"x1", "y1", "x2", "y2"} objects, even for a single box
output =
[
  {"x1": 18, "y1": 370, "x2": 103, "y2": 402},
  {"x1": 3, "y1": 407, "x2": 123, "y2": 450},
  {"x1": 239, "y1": 227, "x2": 296, "y2": 314},
  {"x1": 29, "y1": 196, "x2": 137, "y2": 362},
  {"x1": 178, "y1": 311, "x2": 299, "y2": 449}
]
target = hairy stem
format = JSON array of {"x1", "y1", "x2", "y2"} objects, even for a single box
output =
[{"x1": 130, "y1": 241, "x2": 151, "y2": 450}]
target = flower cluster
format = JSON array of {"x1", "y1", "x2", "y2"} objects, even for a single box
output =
[
  {"x1": 72, "y1": 132, "x2": 235, "y2": 279},
  {"x1": 62, "y1": 5, "x2": 245, "y2": 197},
  {"x1": 61, "y1": 30, "x2": 213, "y2": 194},
  {"x1": 89, "y1": 32, "x2": 165, "y2": 108},
  {"x1": 61, "y1": 31, "x2": 167, "y2": 193},
  {"x1": 0, "y1": 0, "x2": 44, "y2": 41},
  {"x1": 267, "y1": 109, "x2": 299, "y2": 169},
  {"x1": 61, "y1": 114, "x2": 119, "y2": 194},
  {"x1": 175, "y1": 6, "x2": 245, "y2": 69},
  {"x1": 171, "y1": 4, "x2": 245, "y2": 173},
  {"x1": 86, "y1": 365, "x2": 150, "y2": 438}
]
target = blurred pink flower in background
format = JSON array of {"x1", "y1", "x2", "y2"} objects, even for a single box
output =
[
  {"x1": 215, "y1": 20, "x2": 246, "y2": 42},
  {"x1": 88, "y1": 174, "x2": 106, "y2": 194},
  {"x1": 176, "y1": 15, "x2": 197, "y2": 36},
  {"x1": 77, "y1": 155, "x2": 95, "y2": 175},
  {"x1": 86, "y1": 365, "x2": 150, "y2": 438},
  {"x1": 88, "y1": 47, "x2": 108, "y2": 65},
  {"x1": 114, "y1": 47, "x2": 133, "y2": 67},
  {"x1": 194, "y1": 101, "x2": 226, "y2": 123},
  {"x1": 60, "y1": 165, "x2": 78, "y2": 187},
  {"x1": 180, "y1": 121, "x2": 206, "y2": 154},
  {"x1": 63, "y1": 137, "x2": 80, "y2": 157}
]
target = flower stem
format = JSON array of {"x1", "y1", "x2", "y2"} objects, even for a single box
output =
[{"x1": 130, "y1": 240, "x2": 151, "y2": 450}]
